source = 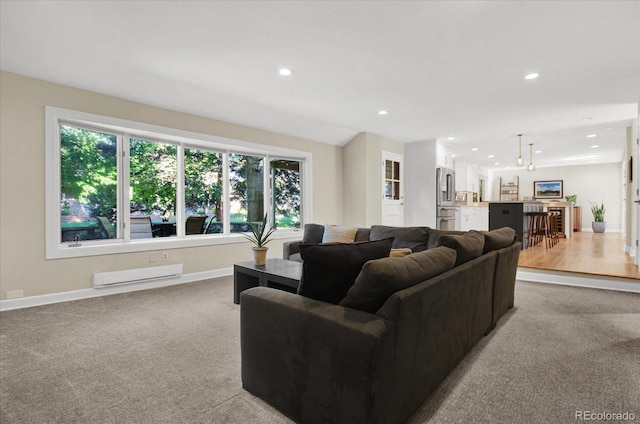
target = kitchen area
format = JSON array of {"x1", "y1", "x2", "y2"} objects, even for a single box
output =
[
  {"x1": 406, "y1": 139, "x2": 576, "y2": 246},
  {"x1": 453, "y1": 159, "x2": 489, "y2": 232}
]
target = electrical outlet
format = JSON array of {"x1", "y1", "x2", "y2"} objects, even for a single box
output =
[
  {"x1": 6, "y1": 290, "x2": 24, "y2": 300},
  {"x1": 162, "y1": 251, "x2": 169, "y2": 262}
]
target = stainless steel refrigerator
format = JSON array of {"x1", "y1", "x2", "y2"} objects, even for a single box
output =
[{"x1": 436, "y1": 167, "x2": 456, "y2": 230}]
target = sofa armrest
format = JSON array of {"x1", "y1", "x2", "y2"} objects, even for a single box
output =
[
  {"x1": 282, "y1": 239, "x2": 302, "y2": 260},
  {"x1": 240, "y1": 287, "x2": 392, "y2": 423}
]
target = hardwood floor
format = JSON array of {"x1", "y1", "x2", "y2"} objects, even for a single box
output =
[{"x1": 518, "y1": 231, "x2": 640, "y2": 281}]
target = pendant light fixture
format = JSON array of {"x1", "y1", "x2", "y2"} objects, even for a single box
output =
[
  {"x1": 515, "y1": 134, "x2": 525, "y2": 166},
  {"x1": 527, "y1": 143, "x2": 536, "y2": 171}
]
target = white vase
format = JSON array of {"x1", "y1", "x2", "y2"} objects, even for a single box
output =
[
  {"x1": 252, "y1": 246, "x2": 268, "y2": 265},
  {"x1": 592, "y1": 222, "x2": 606, "y2": 233}
]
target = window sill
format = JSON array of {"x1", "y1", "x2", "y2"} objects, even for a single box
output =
[{"x1": 46, "y1": 228, "x2": 303, "y2": 260}]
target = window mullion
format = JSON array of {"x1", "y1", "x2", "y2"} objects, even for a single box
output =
[
  {"x1": 265, "y1": 155, "x2": 272, "y2": 226},
  {"x1": 176, "y1": 146, "x2": 185, "y2": 237},
  {"x1": 222, "y1": 149, "x2": 230, "y2": 235},
  {"x1": 122, "y1": 134, "x2": 131, "y2": 241}
]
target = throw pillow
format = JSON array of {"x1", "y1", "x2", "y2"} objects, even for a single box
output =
[
  {"x1": 298, "y1": 238, "x2": 393, "y2": 304},
  {"x1": 340, "y1": 246, "x2": 457, "y2": 313},
  {"x1": 369, "y1": 225, "x2": 431, "y2": 252},
  {"x1": 483, "y1": 227, "x2": 517, "y2": 253},
  {"x1": 436, "y1": 230, "x2": 485, "y2": 266},
  {"x1": 390, "y1": 248, "x2": 412, "y2": 257},
  {"x1": 322, "y1": 225, "x2": 358, "y2": 243}
]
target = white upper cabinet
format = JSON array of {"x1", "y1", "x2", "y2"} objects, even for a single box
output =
[
  {"x1": 436, "y1": 143, "x2": 454, "y2": 167},
  {"x1": 454, "y1": 159, "x2": 480, "y2": 192}
]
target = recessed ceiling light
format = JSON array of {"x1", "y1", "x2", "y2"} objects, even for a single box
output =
[
  {"x1": 587, "y1": 134, "x2": 597, "y2": 138},
  {"x1": 524, "y1": 73, "x2": 539, "y2": 80},
  {"x1": 494, "y1": 162, "x2": 500, "y2": 166},
  {"x1": 471, "y1": 148, "x2": 478, "y2": 151},
  {"x1": 583, "y1": 117, "x2": 593, "y2": 121},
  {"x1": 278, "y1": 68, "x2": 294, "y2": 76},
  {"x1": 605, "y1": 127, "x2": 613, "y2": 131},
  {"x1": 447, "y1": 137, "x2": 455, "y2": 141},
  {"x1": 535, "y1": 150, "x2": 542, "y2": 154},
  {"x1": 591, "y1": 145, "x2": 599, "y2": 148},
  {"x1": 378, "y1": 110, "x2": 388, "y2": 115},
  {"x1": 488, "y1": 154, "x2": 494, "y2": 158},
  {"x1": 590, "y1": 161, "x2": 596, "y2": 163},
  {"x1": 451, "y1": 154, "x2": 456, "y2": 158}
]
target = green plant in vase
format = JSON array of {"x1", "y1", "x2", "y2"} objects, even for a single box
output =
[
  {"x1": 243, "y1": 214, "x2": 276, "y2": 265},
  {"x1": 589, "y1": 201, "x2": 606, "y2": 233}
]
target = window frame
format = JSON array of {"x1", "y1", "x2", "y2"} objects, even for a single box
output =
[{"x1": 45, "y1": 106, "x2": 312, "y2": 259}]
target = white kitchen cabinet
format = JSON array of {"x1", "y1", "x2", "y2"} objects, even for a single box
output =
[
  {"x1": 476, "y1": 207, "x2": 488, "y2": 230},
  {"x1": 454, "y1": 159, "x2": 480, "y2": 192},
  {"x1": 459, "y1": 206, "x2": 489, "y2": 231},
  {"x1": 436, "y1": 143, "x2": 454, "y2": 167},
  {"x1": 466, "y1": 162, "x2": 479, "y2": 192}
]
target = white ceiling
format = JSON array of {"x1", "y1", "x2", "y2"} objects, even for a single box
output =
[{"x1": 1, "y1": 1, "x2": 638, "y2": 169}]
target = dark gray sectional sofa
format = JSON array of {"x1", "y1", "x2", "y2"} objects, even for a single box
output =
[{"x1": 241, "y1": 224, "x2": 521, "y2": 424}]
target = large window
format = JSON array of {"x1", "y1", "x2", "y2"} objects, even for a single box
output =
[
  {"x1": 130, "y1": 138, "x2": 178, "y2": 239},
  {"x1": 46, "y1": 107, "x2": 310, "y2": 258},
  {"x1": 184, "y1": 147, "x2": 224, "y2": 235},
  {"x1": 271, "y1": 159, "x2": 301, "y2": 228},
  {"x1": 60, "y1": 125, "x2": 119, "y2": 242}
]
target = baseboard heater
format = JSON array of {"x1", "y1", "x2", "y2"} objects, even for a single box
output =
[{"x1": 93, "y1": 264, "x2": 183, "y2": 288}]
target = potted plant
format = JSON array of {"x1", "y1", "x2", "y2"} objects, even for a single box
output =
[
  {"x1": 243, "y1": 214, "x2": 276, "y2": 265},
  {"x1": 565, "y1": 194, "x2": 577, "y2": 206},
  {"x1": 590, "y1": 201, "x2": 606, "y2": 233}
]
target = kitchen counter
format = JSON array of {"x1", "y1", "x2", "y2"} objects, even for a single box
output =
[{"x1": 456, "y1": 201, "x2": 489, "y2": 207}]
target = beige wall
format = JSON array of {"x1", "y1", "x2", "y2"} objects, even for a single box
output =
[
  {"x1": 0, "y1": 71, "x2": 343, "y2": 299},
  {"x1": 492, "y1": 163, "x2": 623, "y2": 231},
  {"x1": 342, "y1": 132, "x2": 404, "y2": 227}
]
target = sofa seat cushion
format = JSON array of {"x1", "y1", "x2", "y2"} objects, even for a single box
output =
[
  {"x1": 339, "y1": 246, "x2": 457, "y2": 313},
  {"x1": 288, "y1": 252, "x2": 303, "y2": 263},
  {"x1": 298, "y1": 238, "x2": 393, "y2": 304},
  {"x1": 370, "y1": 225, "x2": 431, "y2": 252},
  {"x1": 436, "y1": 230, "x2": 485, "y2": 266},
  {"x1": 483, "y1": 227, "x2": 517, "y2": 253}
]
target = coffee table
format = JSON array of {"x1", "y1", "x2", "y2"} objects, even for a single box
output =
[{"x1": 233, "y1": 258, "x2": 302, "y2": 304}]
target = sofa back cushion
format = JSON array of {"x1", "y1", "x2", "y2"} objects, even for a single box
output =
[
  {"x1": 370, "y1": 225, "x2": 431, "y2": 252},
  {"x1": 302, "y1": 223, "x2": 325, "y2": 244},
  {"x1": 436, "y1": 230, "x2": 485, "y2": 266},
  {"x1": 426, "y1": 229, "x2": 466, "y2": 249},
  {"x1": 339, "y1": 246, "x2": 457, "y2": 313},
  {"x1": 483, "y1": 227, "x2": 517, "y2": 253},
  {"x1": 298, "y1": 238, "x2": 393, "y2": 304},
  {"x1": 302, "y1": 223, "x2": 370, "y2": 244}
]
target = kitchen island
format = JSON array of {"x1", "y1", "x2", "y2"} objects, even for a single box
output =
[{"x1": 488, "y1": 201, "x2": 544, "y2": 249}]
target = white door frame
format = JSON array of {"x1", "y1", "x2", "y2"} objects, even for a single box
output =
[
  {"x1": 381, "y1": 151, "x2": 404, "y2": 226},
  {"x1": 629, "y1": 134, "x2": 640, "y2": 268}
]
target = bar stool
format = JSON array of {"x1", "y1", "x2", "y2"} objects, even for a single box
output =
[
  {"x1": 526, "y1": 212, "x2": 552, "y2": 249},
  {"x1": 547, "y1": 211, "x2": 561, "y2": 248}
]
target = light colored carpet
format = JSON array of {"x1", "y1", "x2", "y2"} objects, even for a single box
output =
[{"x1": 1, "y1": 278, "x2": 638, "y2": 423}]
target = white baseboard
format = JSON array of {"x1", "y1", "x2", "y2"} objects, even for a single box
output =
[
  {"x1": 517, "y1": 268, "x2": 640, "y2": 293},
  {"x1": 0, "y1": 267, "x2": 233, "y2": 312},
  {"x1": 580, "y1": 228, "x2": 622, "y2": 233}
]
